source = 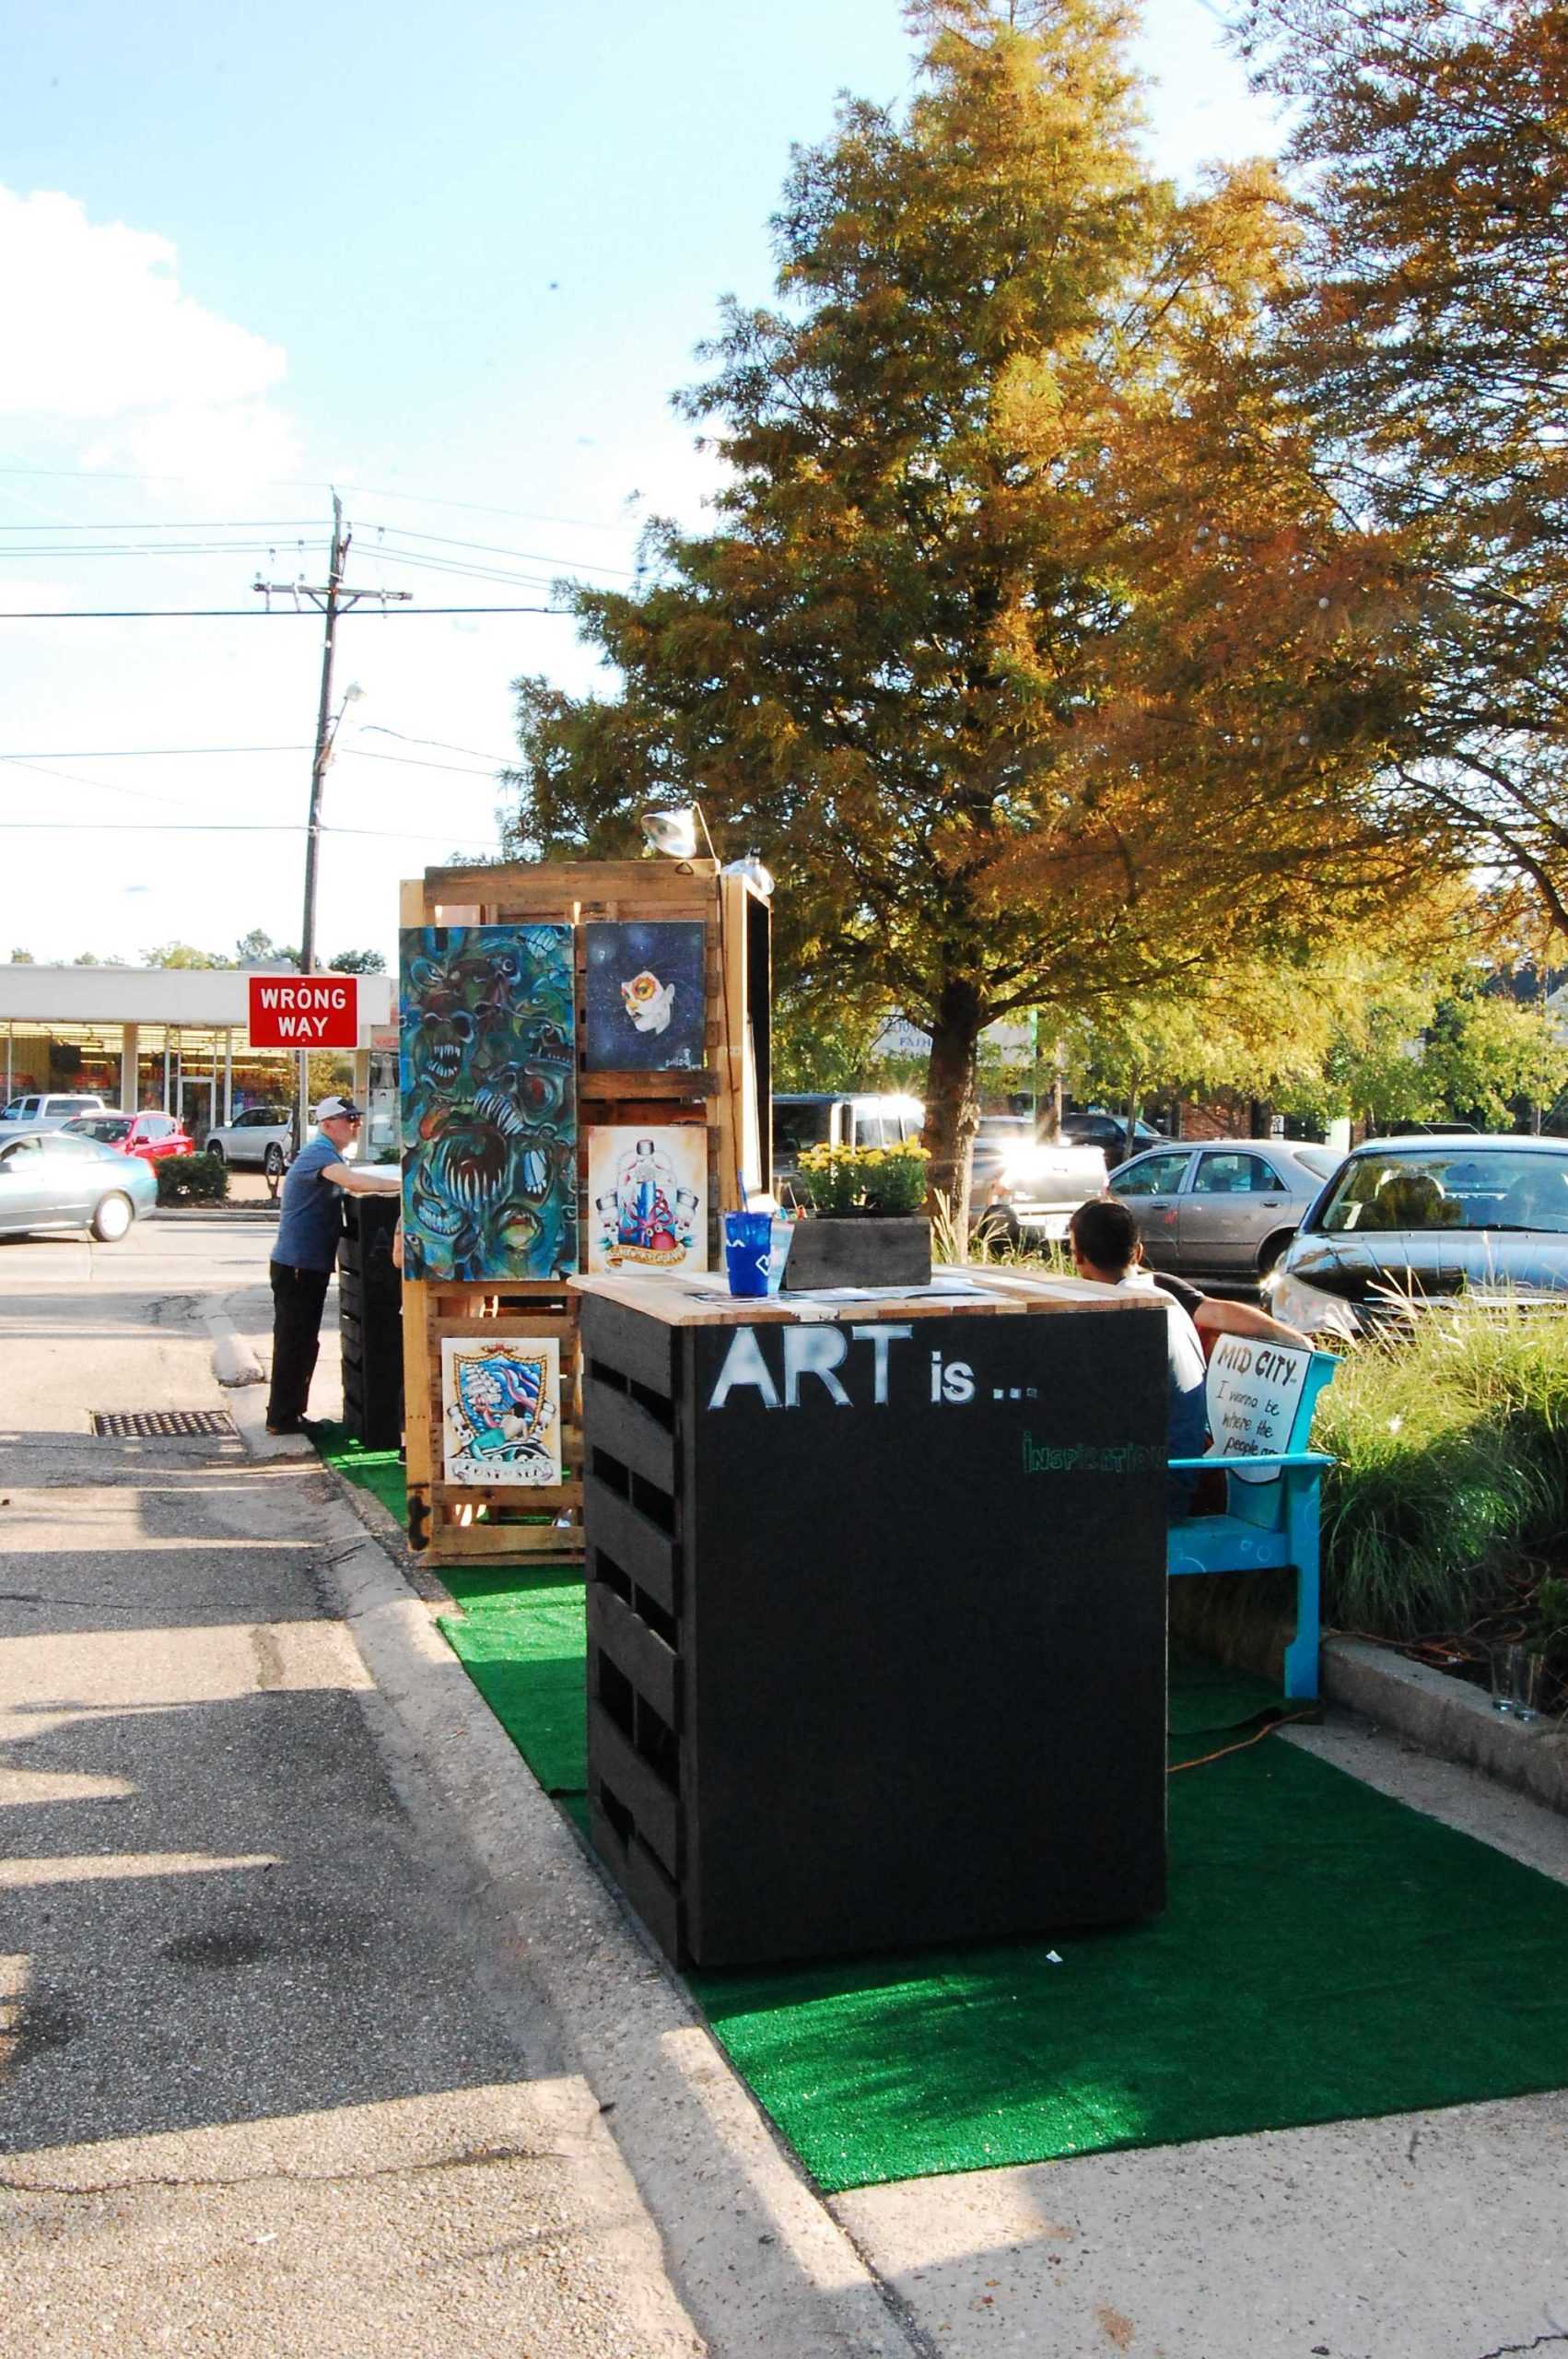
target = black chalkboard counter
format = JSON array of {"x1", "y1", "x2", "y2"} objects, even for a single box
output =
[{"x1": 570, "y1": 1264, "x2": 1170, "y2": 1968}]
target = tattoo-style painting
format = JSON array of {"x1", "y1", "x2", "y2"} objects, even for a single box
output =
[
  {"x1": 399, "y1": 924, "x2": 578, "y2": 1280},
  {"x1": 583, "y1": 921, "x2": 707, "y2": 1072},
  {"x1": 586, "y1": 1125, "x2": 709, "y2": 1273},
  {"x1": 441, "y1": 1335, "x2": 562, "y2": 1487}
]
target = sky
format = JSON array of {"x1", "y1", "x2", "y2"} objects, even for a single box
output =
[{"x1": 0, "y1": 0, "x2": 1280, "y2": 969}]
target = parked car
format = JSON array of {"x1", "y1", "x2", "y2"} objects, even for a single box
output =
[
  {"x1": 1108, "y1": 1139, "x2": 1339, "y2": 1280},
  {"x1": 204, "y1": 1104, "x2": 294, "y2": 1176},
  {"x1": 972, "y1": 1120, "x2": 1108, "y2": 1245},
  {"x1": 1269, "y1": 1134, "x2": 1568, "y2": 1338},
  {"x1": 63, "y1": 1109, "x2": 194, "y2": 1164},
  {"x1": 0, "y1": 1091, "x2": 107, "y2": 1132},
  {"x1": 772, "y1": 1093, "x2": 925, "y2": 1202},
  {"x1": 1059, "y1": 1108, "x2": 1165, "y2": 1168},
  {"x1": 0, "y1": 1127, "x2": 158, "y2": 1241}
]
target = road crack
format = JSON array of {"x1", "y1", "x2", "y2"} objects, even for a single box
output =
[{"x1": 0, "y1": 2141, "x2": 578, "y2": 2201}]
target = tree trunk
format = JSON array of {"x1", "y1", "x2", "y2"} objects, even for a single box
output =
[
  {"x1": 1122, "y1": 1071, "x2": 1143, "y2": 1170},
  {"x1": 922, "y1": 981, "x2": 985, "y2": 1246}
]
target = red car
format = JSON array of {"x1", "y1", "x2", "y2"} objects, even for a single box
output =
[{"x1": 63, "y1": 1110, "x2": 194, "y2": 1164}]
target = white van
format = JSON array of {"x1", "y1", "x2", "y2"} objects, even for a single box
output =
[
  {"x1": 772, "y1": 1093, "x2": 925, "y2": 1203},
  {"x1": 0, "y1": 1092, "x2": 108, "y2": 1132}
]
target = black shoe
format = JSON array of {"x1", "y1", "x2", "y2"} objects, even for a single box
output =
[{"x1": 265, "y1": 1417, "x2": 303, "y2": 1436}]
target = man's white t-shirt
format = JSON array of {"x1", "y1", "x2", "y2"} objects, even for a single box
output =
[{"x1": 1115, "y1": 1267, "x2": 1208, "y2": 1462}]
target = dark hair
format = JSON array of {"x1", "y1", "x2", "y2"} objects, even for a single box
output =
[{"x1": 1069, "y1": 1195, "x2": 1139, "y2": 1274}]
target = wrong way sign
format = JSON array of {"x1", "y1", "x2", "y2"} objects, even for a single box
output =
[{"x1": 248, "y1": 975, "x2": 358, "y2": 1048}]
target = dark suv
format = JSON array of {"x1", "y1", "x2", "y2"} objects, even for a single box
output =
[{"x1": 1059, "y1": 1109, "x2": 1164, "y2": 1167}]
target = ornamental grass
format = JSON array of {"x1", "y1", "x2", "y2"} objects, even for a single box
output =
[{"x1": 1315, "y1": 1294, "x2": 1568, "y2": 1674}]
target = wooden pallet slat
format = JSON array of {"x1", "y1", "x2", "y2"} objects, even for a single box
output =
[{"x1": 399, "y1": 855, "x2": 765, "y2": 1564}]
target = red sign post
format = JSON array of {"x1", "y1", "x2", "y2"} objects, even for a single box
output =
[{"x1": 247, "y1": 975, "x2": 358, "y2": 1048}]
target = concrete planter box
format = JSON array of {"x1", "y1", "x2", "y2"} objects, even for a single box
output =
[{"x1": 781, "y1": 1214, "x2": 932, "y2": 1293}]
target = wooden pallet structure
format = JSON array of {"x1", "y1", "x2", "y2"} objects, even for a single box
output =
[{"x1": 398, "y1": 856, "x2": 770, "y2": 1564}]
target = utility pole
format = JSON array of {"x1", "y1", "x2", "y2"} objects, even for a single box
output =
[{"x1": 254, "y1": 495, "x2": 410, "y2": 1147}]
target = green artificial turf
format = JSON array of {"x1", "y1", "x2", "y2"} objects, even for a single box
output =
[
  {"x1": 310, "y1": 1422, "x2": 407, "y2": 1525},
  {"x1": 696, "y1": 1734, "x2": 1568, "y2": 2190},
  {"x1": 434, "y1": 1562, "x2": 588, "y2": 1798},
  {"x1": 313, "y1": 1424, "x2": 586, "y2": 1797},
  {"x1": 317, "y1": 1426, "x2": 1568, "y2": 2192}
]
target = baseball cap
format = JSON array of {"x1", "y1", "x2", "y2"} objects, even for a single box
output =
[{"x1": 315, "y1": 1094, "x2": 364, "y2": 1122}]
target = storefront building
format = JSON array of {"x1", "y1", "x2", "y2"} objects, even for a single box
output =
[{"x1": 0, "y1": 965, "x2": 396, "y2": 1149}]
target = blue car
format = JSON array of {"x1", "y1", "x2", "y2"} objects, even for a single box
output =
[{"x1": 0, "y1": 1126, "x2": 158, "y2": 1241}]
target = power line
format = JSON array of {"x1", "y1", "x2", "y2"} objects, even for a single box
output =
[
  {"x1": 0, "y1": 520, "x2": 322, "y2": 532},
  {"x1": 0, "y1": 462, "x2": 631, "y2": 534},
  {"x1": 0, "y1": 818, "x2": 504, "y2": 846},
  {"x1": 0, "y1": 541, "x2": 329, "y2": 557},
  {"x1": 0, "y1": 744, "x2": 310, "y2": 760},
  {"x1": 0, "y1": 604, "x2": 564, "y2": 617},
  {"x1": 360, "y1": 723, "x2": 519, "y2": 765},
  {"x1": 0, "y1": 741, "x2": 502, "y2": 780},
  {"x1": 0, "y1": 757, "x2": 197, "y2": 807},
  {"x1": 338, "y1": 746, "x2": 504, "y2": 780},
  {"x1": 370, "y1": 524, "x2": 635, "y2": 578}
]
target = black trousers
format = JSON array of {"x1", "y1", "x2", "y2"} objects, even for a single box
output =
[{"x1": 268, "y1": 1261, "x2": 333, "y2": 1427}]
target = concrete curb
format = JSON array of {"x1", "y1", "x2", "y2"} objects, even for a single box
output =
[
  {"x1": 203, "y1": 1299, "x2": 310, "y2": 1458},
  {"x1": 205, "y1": 1311, "x2": 265, "y2": 1391},
  {"x1": 1323, "y1": 1636, "x2": 1568, "y2": 1818},
  {"x1": 305, "y1": 1455, "x2": 922, "y2": 2359}
]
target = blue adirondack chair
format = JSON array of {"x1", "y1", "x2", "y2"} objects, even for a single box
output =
[{"x1": 1166, "y1": 1344, "x2": 1339, "y2": 1701}]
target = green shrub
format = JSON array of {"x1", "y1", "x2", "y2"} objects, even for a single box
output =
[
  {"x1": 156, "y1": 1154, "x2": 229, "y2": 1207},
  {"x1": 1317, "y1": 1298, "x2": 1568, "y2": 1638}
]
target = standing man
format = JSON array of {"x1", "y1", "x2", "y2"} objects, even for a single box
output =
[{"x1": 266, "y1": 1094, "x2": 401, "y2": 1436}]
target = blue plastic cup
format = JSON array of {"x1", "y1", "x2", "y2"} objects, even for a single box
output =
[{"x1": 724, "y1": 1210, "x2": 791, "y2": 1297}]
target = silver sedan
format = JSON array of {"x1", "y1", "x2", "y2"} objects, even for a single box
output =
[
  {"x1": 1106, "y1": 1140, "x2": 1339, "y2": 1280},
  {"x1": 0, "y1": 1127, "x2": 158, "y2": 1242}
]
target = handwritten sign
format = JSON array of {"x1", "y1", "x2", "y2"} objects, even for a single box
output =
[{"x1": 1205, "y1": 1335, "x2": 1313, "y2": 1485}]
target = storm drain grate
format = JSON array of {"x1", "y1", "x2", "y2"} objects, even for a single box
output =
[{"x1": 91, "y1": 1410, "x2": 238, "y2": 1439}]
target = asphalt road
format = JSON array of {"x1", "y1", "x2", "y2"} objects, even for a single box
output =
[{"x1": 0, "y1": 1211, "x2": 704, "y2": 2357}]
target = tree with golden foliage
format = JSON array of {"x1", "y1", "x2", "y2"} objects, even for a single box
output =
[
  {"x1": 1238, "y1": 0, "x2": 1568, "y2": 933},
  {"x1": 505, "y1": 0, "x2": 1450, "y2": 1216}
]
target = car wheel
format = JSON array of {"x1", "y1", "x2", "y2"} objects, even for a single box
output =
[
  {"x1": 92, "y1": 1191, "x2": 135, "y2": 1244},
  {"x1": 974, "y1": 1206, "x2": 1022, "y2": 1254},
  {"x1": 1257, "y1": 1229, "x2": 1295, "y2": 1277},
  {"x1": 264, "y1": 1144, "x2": 286, "y2": 1178},
  {"x1": 206, "y1": 1140, "x2": 225, "y2": 1165}
]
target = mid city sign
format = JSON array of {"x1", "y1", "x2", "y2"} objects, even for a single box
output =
[{"x1": 248, "y1": 975, "x2": 358, "y2": 1048}]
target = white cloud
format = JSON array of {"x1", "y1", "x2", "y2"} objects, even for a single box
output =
[
  {"x1": 86, "y1": 399, "x2": 302, "y2": 491},
  {"x1": 0, "y1": 186, "x2": 301, "y2": 489}
]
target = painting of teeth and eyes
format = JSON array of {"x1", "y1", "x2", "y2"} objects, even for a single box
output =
[
  {"x1": 583, "y1": 921, "x2": 708, "y2": 1073},
  {"x1": 399, "y1": 925, "x2": 578, "y2": 1281}
]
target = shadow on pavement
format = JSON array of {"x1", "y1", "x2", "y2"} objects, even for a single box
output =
[{"x1": 0, "y1": 1680, "x2": 530, "y2": 2152}]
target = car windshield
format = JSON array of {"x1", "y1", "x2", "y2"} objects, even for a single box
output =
[
  {"x1": 1293, "y1": 1145, "x2": 1338, "y2": 1180},
  {"x1": 773, "y1": 1103, "x2": 832, "y2": 1157},
  {"x1": 1315, "y1": 1149, "x2": 1568, "y2": 1236},
  {"x1": 67, "y1": 1117, "x2": 130, "y2": 1142}
]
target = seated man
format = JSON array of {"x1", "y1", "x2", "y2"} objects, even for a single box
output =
[{"x1": 1068, "y1": 1198, "x2": 1208, "y2": 1516}]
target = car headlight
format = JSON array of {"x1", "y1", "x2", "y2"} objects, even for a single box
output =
[{"x1": 1268, "y1": 1266, "x2": 1360, "y2": 1341}]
